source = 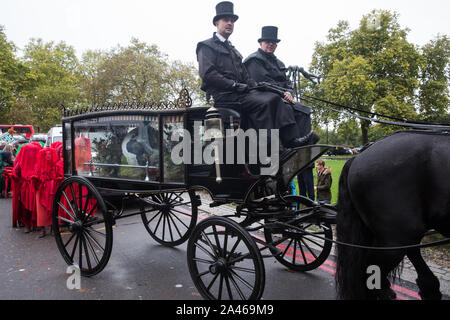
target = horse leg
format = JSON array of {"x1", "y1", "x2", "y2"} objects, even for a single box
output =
[
  {"x1": 407, "y1": 248, "x2": 442, "y2": 300},
  {"x1": 366, "y1": 249, "x2": 404, "y2": 300}
]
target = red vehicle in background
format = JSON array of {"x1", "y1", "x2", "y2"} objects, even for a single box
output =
[{"x1": 0, "y1": 125, "x2": 34, "y2": 140}]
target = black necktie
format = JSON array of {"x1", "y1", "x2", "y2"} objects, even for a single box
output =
[{"x1": 223, "y1": 40, "x2": 231, "y2": 50}]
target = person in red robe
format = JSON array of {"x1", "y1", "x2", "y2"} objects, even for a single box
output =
[
  {"x1": 51, "y1": 141, "x2": 62, "y2": 155},
  {"x1": 34, "y1": 147, "x2": 59, "y2": 237},
  {"x1": 12, "y1": 142, "x2": 43, "y2": 232}
]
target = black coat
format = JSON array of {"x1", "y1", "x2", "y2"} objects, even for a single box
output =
[
  {"x1": 244, "y1": 49, "x2": 292, "y2": 90},
  {"x1": 244, "y1": 48, "x2": 312, "y2": 134},
  {"x1": 196, "y1": 33, "x2": 251, "y2": 101}
]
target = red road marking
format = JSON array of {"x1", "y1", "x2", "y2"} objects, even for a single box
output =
[{"x1": 391, "y1": 284, "x2": 421, "y2": 300}]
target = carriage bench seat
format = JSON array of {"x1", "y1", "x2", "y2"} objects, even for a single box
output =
[
  {"x1": 215, "y1": 106, "x2": 241, "y2": 121},
  {"x1": 213, "y1": 101, "x2": 248, "y2": 131}
]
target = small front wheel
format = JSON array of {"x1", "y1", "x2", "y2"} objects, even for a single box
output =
[
  {"x1": 52, "y1": 177, "x2": 113, "y2": 277},
  {"x1": 264, "y1": 221, "x2": 333, "y2": 272},
  {"x1": 187, "y1": 216, "x2": 265, "y2": 300},
  {"x1": 141, "y1": 190, "x2": 198, "y2": 247}
]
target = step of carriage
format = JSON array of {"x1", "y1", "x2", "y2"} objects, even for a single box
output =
[
  {"x1": 252, "y1": 235, "x2": 283, "y2": 257},
  {"x1": 317, "y1": 205, "x2": 337, "y2": 224}
]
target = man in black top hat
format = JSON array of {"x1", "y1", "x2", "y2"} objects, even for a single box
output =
[
  {"x1": 196, "y1": 1, "x2": 319, "y2": 148},
  {"x1": 244, "y1": 26, "x2": 318, "y2": 199},
  {"x1": 244, "y1": 26, "x2": 313, "y2": 126}
]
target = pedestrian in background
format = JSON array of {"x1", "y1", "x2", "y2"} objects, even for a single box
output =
[{"x1": 315, "y1": 159, "x2": 332, "y2": 204}]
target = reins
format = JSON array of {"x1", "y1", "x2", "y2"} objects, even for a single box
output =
[
  {"x1": 301, "y1": 94, "x2": 450, "y2": 131},
  {"x1": 254, "y1": 81, "x2": 450, "y2": 131},
  {"x1": 300, "y1": 96, "x2": 450, "y2": 132},
  {"x1": 274, "y1": 221, "x2": 450, "y2": 251}
]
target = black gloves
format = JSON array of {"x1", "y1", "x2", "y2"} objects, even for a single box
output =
[
  {"x1": 232, "y1": 82, "x2": 249, "y2": 93},
  {"x1": 247, "y1": 79, "x2": 258, "y2": 88}
]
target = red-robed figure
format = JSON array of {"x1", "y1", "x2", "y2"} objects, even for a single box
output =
[
  {"x1": 11, "y1": 142, "x2": 43, "y2": 231},
  {"x1": 34, "y1": 147, "x2": 60, "y2": 233}
]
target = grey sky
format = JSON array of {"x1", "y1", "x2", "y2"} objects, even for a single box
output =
[{"x1": 1, "y1": 0, "x2": 449, "y2": 71}]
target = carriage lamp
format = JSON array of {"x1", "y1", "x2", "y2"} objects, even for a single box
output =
[
  {"x1": 204, "y1": 106, "x2": 223, "y2": 137},
  {"x1": 204, "y1": 106, "x2": 223, "y2": 183}
]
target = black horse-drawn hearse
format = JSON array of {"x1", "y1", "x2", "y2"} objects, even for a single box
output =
[{"x1": 53, "y1": 88, "x2": 338, "y2": 300}]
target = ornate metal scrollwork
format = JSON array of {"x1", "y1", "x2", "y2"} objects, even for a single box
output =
[
  {"x1": 176, "y1": 88, "x2": 193, "y2": 108},
  {"x1": 61, "y1": 88, "x2": 193, "y2": 117}
]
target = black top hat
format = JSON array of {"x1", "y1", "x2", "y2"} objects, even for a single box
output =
[
  {"x1": 213, "y1": 1, "x2": 239, "y2": 26},
  {"x1": 258, "y1": 26, "x2": 280, "y2": 43}
]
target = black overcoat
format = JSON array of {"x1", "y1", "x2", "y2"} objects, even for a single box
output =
[
  {"x1": 244, "y1": 48, "x2": 291, "y2": 89},
  {"x1": 244, "y1": 49, "x2": 312, "y2": 136},
  {"x1": 196, "y1": 33, "x2": 250, "y2": 100}
]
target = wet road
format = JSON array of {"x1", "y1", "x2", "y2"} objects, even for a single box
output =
[{"x1": 0, "y1": 198, "x2": 446, "y2": 301}]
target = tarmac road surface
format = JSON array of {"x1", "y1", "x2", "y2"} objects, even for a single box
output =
[{"x1": 0, "y1": 197, "x2": 448, "y2": 301}]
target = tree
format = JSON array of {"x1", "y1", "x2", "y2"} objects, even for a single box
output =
[
  {"x1": 22, "y1": 39, "x2": 83, "y2": 131},
  {"x1": 80, "y1": 39, "x2": 201, "y2": 106},
  {"x1": 418, "y1": 35, "x2": 450, "y2": 123},
  {"x1": 310, "y1": 10, "x2": 424, "y2": 144},
  {"x1": 166, "y1": 60, "x2": 203, "y2": 103},
  {"x1": 320, "y1": 55, "x2": 376, "y2": 143},
  {"x1": 79, "y1": 49, "x2": 110, "y2": 105},
  {"x1": 0, "y1": 25, "x2": 30, "y2": 123}
]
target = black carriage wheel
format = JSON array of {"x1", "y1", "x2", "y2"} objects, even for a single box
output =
[
  {"x1": 264, "y1": 221, "x2": 333, "y2": 272},
  {"x1": 52, "y1": 177, "x2": 113, "y2": 277},
  {"x1": 141, "y1": 189, "x2": 198, "y2": 247},
  {"x1": 187, "y1": 216, "x2": 265, "y2": 300}
]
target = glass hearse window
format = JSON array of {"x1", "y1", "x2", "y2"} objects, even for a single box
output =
[
  {"x1": 163, "y1": 115, "x2": 185, "y2": 183},
  {"x1": 73, "y1": 115, "x2": 159, "y2": 181}
]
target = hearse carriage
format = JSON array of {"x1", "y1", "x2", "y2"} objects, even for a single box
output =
[{"x1": 53, "y1": 89, "x2": 337, "y2": 299}]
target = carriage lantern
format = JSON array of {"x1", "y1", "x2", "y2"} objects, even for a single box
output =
[{"x1": 204, "y1": 106, "x2": 223, "y2": 183}]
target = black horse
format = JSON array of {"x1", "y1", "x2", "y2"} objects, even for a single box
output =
[{"x1": 336, "y1": 130, "x2": 450, "y2": 300}]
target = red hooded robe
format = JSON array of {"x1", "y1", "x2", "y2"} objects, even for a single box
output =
[
  {"x1": 35, "y1": 147, "x2": 59, "y2": 227},
  {"x1": 12, "y1": 142, "x2": 43, "y2": 228}
]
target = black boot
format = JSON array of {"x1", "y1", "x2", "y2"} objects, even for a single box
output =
[{"x1": 285, "y1": 131, "x2": 320, "y2": 148}]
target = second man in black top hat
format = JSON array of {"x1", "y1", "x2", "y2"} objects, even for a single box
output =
[{"x1": 244, "y1": 26, "x2": 318, "y2": 199}]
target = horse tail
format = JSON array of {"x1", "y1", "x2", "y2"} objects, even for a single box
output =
[{"x1": 335, "y1": 157, "x2": 373, "y2": 299}]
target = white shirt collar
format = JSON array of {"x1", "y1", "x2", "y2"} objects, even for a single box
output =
[{"x1": 215, "y1": 32, "x2": 228, "y2": 43}]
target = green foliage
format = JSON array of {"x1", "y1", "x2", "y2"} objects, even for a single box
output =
[
  {"x1": 309, "y1": 10, "x2": 445, "y2": 145},
  {"x1": 0, "y1": 34, "x2": 201, "y2": 131},
  {"x1": 0, "y1": 25, "x2": 31, "y2": 123},
  {"x1": 312, "y1": 121, "x2": 362, "y2": 147},
  {"x1": 21, "y1": 39, "x2": 83, "y2": 131},
  {"x1": 79, "y1": 49, "x2": 109, "y2": 105},
  {"x1": 418, "y1": 35, "x2": 450, "y2": 123},
  {"x1": 79, "y1": 38, "x2": 202, "y2": 106}
]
